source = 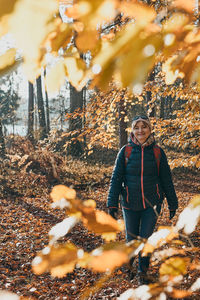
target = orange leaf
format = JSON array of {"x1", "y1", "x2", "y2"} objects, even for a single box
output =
[
  {"x1": 76, "y1": 30, "x2": 98, "y2": 52},
  {"x1": 172, "y1": 0, "x2": 195, "y2": 14},
  {"x1": 50, "y1": 185, "x2": 76, "y2": 202},
  {"x1": 82, "y1": 209, "x2": 124, "y2": 235},
  {"x1": 168, "y1": 288, "x2": 193, "y2": 298},
  {"x1": 89, "y1": 249, "x2": 128, "y2": 272},
  {"x1": 120, "y1": 2, "x2": 156, "y2": 23}
]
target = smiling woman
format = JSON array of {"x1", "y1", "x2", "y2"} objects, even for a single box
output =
[
  {"x1": 132, "y1": 117, "x2": 151, "y2": 145},
  {"x1": 107, "y1": 115, "x2": 178, "y2": 285}
]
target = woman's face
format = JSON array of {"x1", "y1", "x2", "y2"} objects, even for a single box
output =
[{"x1": 132, "y1": 121, "x2": 151, "y2": 144}]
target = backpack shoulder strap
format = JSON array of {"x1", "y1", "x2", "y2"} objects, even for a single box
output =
[
  {"x1": 153, "y1": 145, "x2": 161, "y2": 175},
  {"x1": 124, "y1": 144, "x2": 161, "y2": 173},
  {"x1": 124, "y1": 144, "x2": 132, "y2": 167}
]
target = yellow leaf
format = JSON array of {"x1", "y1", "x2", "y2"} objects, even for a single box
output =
[
  {"x1": 64, "y1": 56, "x2": 85, "y2": 88},
  {"x1": 79, "y1": 21, "x2": 162, "y2": 90},
  {"x1": 0, "y1": 48, "x2": 18, "y2": 77},
  {"x1": 76, "y1": 30, "x2": 98, "y2": 52},
  {"x1": 101, "y1": 232, "x2": 117, "y2": 242},
  {"x1": 142, "y1": 243, "x2": 154, "y2": 255},
  {"x1": 169, "y1": 289, "x2": 193, "y2": 299},
  {"x1": 119, "y1": 29, "x2": 162, "y2": 88},
  {"x1": 83, "y1": 199, "x2": 96, "y2": 208},
  {"x1": 87, "y1": 241, "x2": 141, "y2": 272},
  {"x1": 45, "y1": 60, "x2": 66, "y2": 93},
  {"x1": 120, "y1": 1, "x2": 156, "y2": 24},
  {"x1": 81, "y1": 209, "x2": 124, "y2": 238},
  {"x1": 162, "y1": 13, "x2": 189, "y2": 33},
  {"x1": 196, "y1": 160, "x2": 200, "y2": 168},
  {"x1": 87, "y1": 150, "x2": 93, "y2": 155},
  {"x1": 172, "y1": 0, "x2": 195, "y2": 14},
  {"x1": 162, "y1": 55, "x2": 185, "y2": 85},
  {"x1": 65, "y1": 1, "x2": 91, "y2": 20},
  {"x1": 50, "y1": 185, "x2": 76, "y2": 202},
  {"x1": 32, "y1": 257, "x2": 49, "y2": 275},
  {"x1": 143, "y1": 226, "x2": 178, "y2": 255},
  {"x1": 8, "y1": 0, "x2": 58, "y2": 79},
  {"x1": 190, "y1": 194, "x2": 200, "y2": 208},
  {"x1": 32, "y1": 242, "x2": 78, "y2": 276},
  {"x1": 0, "y1": 0, "x2": 17, "y2": 20},
  {"x1": 101, "y1": 31, "x2": 115, "y2": 41},
  {"x1": 90, "y1": 60, "x2": 115, "y2": 91},
  {"x1": 51, "y1": 262, "x2": 75, "y2": 277},
  {"x1": 47, "y1": 21, "x2": 72, "y2": 52},
  {"x1": 89, "y1": 249, "x2": 128, "y2": 272},
  {"x1": 73, "y1": 21, "x2": 84, "y2": 32},
  {"x1": 159, "y1": 257, "x2": 190, "y2": 277}
]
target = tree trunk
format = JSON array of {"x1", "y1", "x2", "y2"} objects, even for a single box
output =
[
  {"x1": 68, "y1": 84, "x2": 84, "y2": 156},
  {"x1": 146, "y1": 70, "x2": 155, "y2": 117},
  {"x1": 36, "y1": 75, "x2": 47, "y2": 140},
  {"x1": 0, "y1": 120, "x2": 5, "y2": 158},
  {"x1": 28, "y1": 81, "x2": 34, "y2": 141},
  {"x1": 44, "y1": 69, "x2": 50, "y2": 134},
  {"x1": 118, "y1": 93, "x2": 128, "y2": 148}
]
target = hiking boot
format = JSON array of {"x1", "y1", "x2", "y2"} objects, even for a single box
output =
[{"x1": 137, "y1": 272, "x2": 151, "y2": 285}]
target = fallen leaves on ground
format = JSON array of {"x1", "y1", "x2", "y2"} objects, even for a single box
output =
[{"x1": 0, "y1": 138, "x2": 200, "y2": 299}]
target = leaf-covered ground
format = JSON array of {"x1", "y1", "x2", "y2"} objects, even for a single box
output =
[{"x1": 0, "y1": 139, "x2": 200, "y2": 299}]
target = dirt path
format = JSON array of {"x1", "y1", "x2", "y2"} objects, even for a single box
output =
[{"x1": 0, "y1": 169, "x2": 199, "y2": 299}]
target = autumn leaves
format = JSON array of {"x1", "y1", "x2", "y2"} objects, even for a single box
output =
[
  {"x1": 32, "y1": 183, "x2": 200, "y2": 295},
  {"x1": 1, "y1": 0, "x2": 200, "y2": 95}
]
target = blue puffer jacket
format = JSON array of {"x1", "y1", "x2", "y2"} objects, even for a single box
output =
[{"x1": 107, "y1": 136, "x2": 178, "y2": 211}]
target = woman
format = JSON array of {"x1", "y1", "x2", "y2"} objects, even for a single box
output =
[{"x1": 107, "y1": 115, "x2": 178, "y2": 284}]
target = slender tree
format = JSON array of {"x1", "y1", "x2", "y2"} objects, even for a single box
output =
[
  {"x1": 27, "y1": 81, "x2": 34, "y2": 141},
  {"x1": 146, "y1": 70, "x2": 155, "y2": 117},
  {"x1": 44, "y1": 69, "x2": 50, "y2": 134},
  {"x1": 118, "y1": 91, "x2": 128, "y2": 148},
  {"x1": 68, "y1": 84, "x2": 84, "y2": 156},
  {"x1": 0, "y1": 119, "x2": 5, "y2": 158},
  {"x1": 36, "y1": 75, "x2": 47, "y2": 140}
]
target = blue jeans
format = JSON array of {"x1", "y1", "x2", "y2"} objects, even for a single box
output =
[{"x1": 123, "y1": 205, "x2": 161, "y2": 273}]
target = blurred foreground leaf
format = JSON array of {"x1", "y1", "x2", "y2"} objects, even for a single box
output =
[
  {"x1": 50, "y1": 184, "x2": 76, "y2": 202},
  {"x1": 160, "y1": 257, "x2": 190, "y2": 277},
  {"x1": 32, "y1": 242, "x2": 78, "y2": 277},
  {"x1": 168, "y1": 288, "x2": 193, "y2": 299},
  {"x1": 82, "y1": 209, "x2": 124, "y2": 241},
  {"x1": 143, "y1": 226, "x2": 178, "y2": 255},
  {"x1": 0, "y1": 48, "x2": 18, "y2": 76},
  {"x1": 176, "y1": 194, "x2": 200, "y2": 234},
  {"x1": 50, "y1": 185, "x2": 124, "y2": 240},
  {"x1": 86, "y1": 240, "x2": 142, "y2": 272},
  {"x1": 7, "y1": 0, "x2": 58, "y2": 79}
]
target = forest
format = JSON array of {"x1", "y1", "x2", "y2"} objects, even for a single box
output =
[{"x1": 0, "y1": 0, "x2": 200, "y2": 299}]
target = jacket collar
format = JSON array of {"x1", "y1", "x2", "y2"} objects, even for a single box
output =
[{"x1": 130, "y1": 132, "x2": 155, "y2": 147}]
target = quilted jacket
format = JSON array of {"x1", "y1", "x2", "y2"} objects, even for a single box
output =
[{"x1": 107, "y1": 136, "x2": 178, "y2": 211}]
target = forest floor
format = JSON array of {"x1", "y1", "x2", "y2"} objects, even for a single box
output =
[{"x1": 0, "y1": 138, "x2": 200, "y2": 300}]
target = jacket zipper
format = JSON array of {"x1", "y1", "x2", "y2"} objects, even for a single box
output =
[{"x1": 141, "y1": 147, "x2": 146, "y2": 209}]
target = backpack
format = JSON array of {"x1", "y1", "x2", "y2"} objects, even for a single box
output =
[{"x1": 124, "y1": 144, "x2": 161, "y2": 175}]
